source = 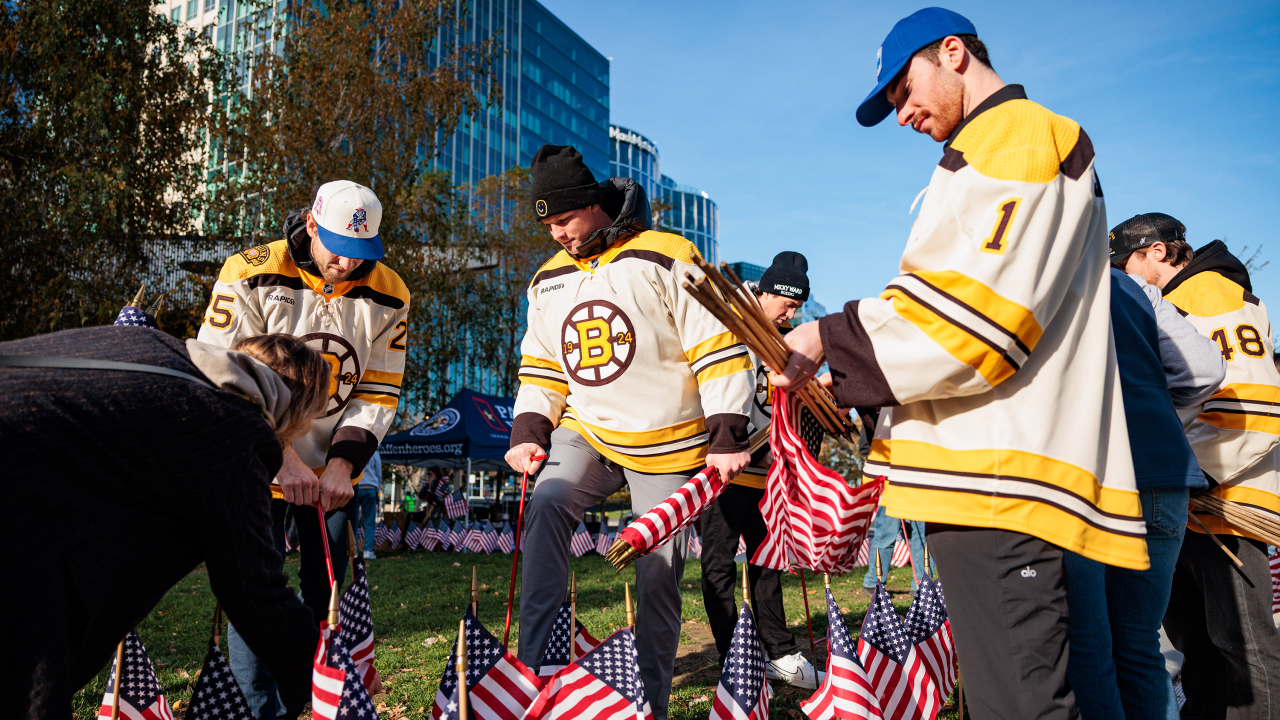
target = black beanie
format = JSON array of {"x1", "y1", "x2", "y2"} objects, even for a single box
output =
[
  {"x1": 759, "y1": 251, "x2": 810, "y2": 302},
  {"x1": 529, "y1": 145, "x2": 603, "y2": 219}
]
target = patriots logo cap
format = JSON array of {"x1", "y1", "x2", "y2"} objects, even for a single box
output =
[
  {"x1": 856, "y1": 7, "x2": 978, "y2": 127},
  {"x1": 310, "y1": 180, "x2": 384, "y2": 260}
]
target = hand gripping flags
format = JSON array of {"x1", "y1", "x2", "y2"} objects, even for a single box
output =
[
  {"x1": 753, "y1": 390, "x2": 883, "y2": 573},
  {"x1": 98, "y1": 629, "x2": 174, "y2": 720},
  {"x1": 857, "y1": 584, "x2": 940, "y2": 720},
  {"x1": 311, "y1": 619, "x2": 377, "y2": 720},
  {"x1": 570, "y1": 521, "x2": 594, "y2": 557},
  {"x1": 903, "y1": 579, "x2": 957, "y2": 700},
  {"x1": 537, "y1": 602, "x2": 603, "y2": 679},
  {"x1": 801, "y1": 588, "x2": 882, "y2": 720},
  {"x1": 613, "y1": 466, "x2": 724, "y2": 561},
  {"x1": 429, "y1": 610, "x2": 542, "y2": 720},
  {"x1": 524, "y1": 627, "x2": 654, "y2": 720},
  {"x1": 446, "y1": 489, "x2": 469, "y2": 519},
  {"x1": 185, "y1": 638, "x2": 253, "y2": 720},
  {"x1": 708, "y1": 601, "x2": 771, "y2": 720},
  {"x1": 340, "y1": 560, "x2": 378, "y2": 695}
]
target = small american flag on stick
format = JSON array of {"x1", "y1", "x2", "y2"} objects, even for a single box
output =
[
  {"x1": 339, "y1": 559, "x2": 378, "y2": 694},
  {"x1": 98, "y1": 629, "x2": 174, "y2": 720},
  {"x1": 537, "y1": 602, "x2": 603, "y2": 679},
  {"x1": 903, "y1": 578, "x2": 956, "y2": 700},
  {"x1": 890, "y1": 529, "x2": 911, "y2": 568},
  {"x1": 596, "y1": 519, "x2": 614, "y2": 557},
  {"x1": 445, "y1": 490, "x2": 469, "y2": 519},
  {"x1": 311, "y1": 620, "x2": 378, "y2": 720},
  {"x1": 570, "y1": 521, "x2": 594, "y2": 557},
  {"x1": 605, "y1": 467, "x2": 723, "y2": 570},
  {"x1": 496, "y1": 522, "x2": 516, "y2": 554},
  {"x1": 688, "y1": 529, "x2": 702, "y2": 559},
  {"x1": 429, "y1": 610, "x2": 543, "y2": 720},
  {"x1": 801, "y1": 582, "x2": 883, "y2": 720},
  {"x1": 708, "y1": 600, "x2": 771, "y2": 720},
  {"x1": 404, "y1": 521, "x2": 422, "y2": 550},
  {"x1": 858, "y1": 583, "x2": 940, "y2": 720},
  {"x1": 524, "y1": 627, "x2": 653, "y2": 720},
  {"x1": 184, "y1": 637, "x2": 253, "y2": 719}
]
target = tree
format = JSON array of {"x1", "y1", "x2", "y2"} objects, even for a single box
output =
[{"x1": 0, "y1": 0, "x2": 230, "y2": 339}]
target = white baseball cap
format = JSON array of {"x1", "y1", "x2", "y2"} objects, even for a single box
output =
[{"x1": 310, "y1": 180, "x2": 384, "y2": 260}]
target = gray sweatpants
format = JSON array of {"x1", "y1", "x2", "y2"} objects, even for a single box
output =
[{"x1": 518, "y1": 427, "x2": 690, "y2": 720}]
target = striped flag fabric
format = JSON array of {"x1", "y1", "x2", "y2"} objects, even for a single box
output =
[
  {"x1": 445, "y1": 489, "x2": 469, "y2": 519},
  {"x1": 596, "y1": 519, "x2": 614, "y2": 557},
  {"x1": 613, "y1": 467, "x2": 724, "y2": 561},
  {"x1": 386, "y1": 520, "x2": 403, "y2": 549},
  {"x1": 537, "y1": 602, "x2": 604, "y2": 679},
  {"x1": 708, "y1": 601, "x2": 770, "y2": 720},
  {"x1": 497, "y1": 522, "x2": 516, "y2": 554},
  {"x1": 856, "y1": 536, "x2": 871, "y2": 567},
  {"x1": 800, "y1": 587, "x2": 883, "y2": 720},
  {"x1": 480, "y1": 520, "x2": 498, "y2": 554},
  {"x1": 523, "y1": 627, "x2": 653, "y2": 720},
  {"x1": 356, "y1": 527, "x2": 364, "y2": 552},
  {"x1": 311, "y1": 620, "x2": 377, "y2": 720},
  {"x1": 98, "y1": 629, "x2": 174, "y2": 720},
  {"x1": 857, "y1": 583, "x2": 940, "y2": 720},
  {"x1": 903, "y1": 579, "x2": 956, "y2": 700},
  {"x1": 284, "y1": 532, "x2": 295, "y2": 553},
  {"x1": 890, "y1": 529, "x2": 911, "y2": 568},
  {"x1": 374, "y1": 523, "x2": 388, "y2": 548},
  {"x1": 339, "y1": 559, "x2": 378, "y2": 694},
  {"x1": 464, "y1": 521, "x2": 486, "y2": 553},
  {"x1": 570, "y1": 521, "x2": 594, "y2": 557},
  {"x1": 688, "y1": 529, "x2": 702, "y2": 559},
  {"x1": 451, "y1": 520, "x2": 469, "y2": 553},
  {"x1": 737, "y1": 536, "x2": 747, "y2": 558},
  {"x1": 184, "y1": 637, "x2": 253, "y2": 719},
  {"x1": 753, "y1": 389, "x2": 883, "y2": 574},
  {"x1": 435, "y1": 519, "x2": 453, "y2": 552},
  {"x1": 1271, "y1": 551, "x2": 1280, "y2": 614},
  {"x1": 428, "y1": 610, "x2": 543, "y2": 720},
  {"x1": 423, "y1": 519, "x2": 444, "y2": 551},
  {"x1": 404, "y1": 521, "x2": 422, "y2": 550}
]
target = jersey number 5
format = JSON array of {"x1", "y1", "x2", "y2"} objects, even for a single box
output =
[
  {"x1": 980, "y1": 198, "x2": 1022, "y2": 255},
  {"x1": 207, "y1": 294, "x2": 235, "y2": 329}
]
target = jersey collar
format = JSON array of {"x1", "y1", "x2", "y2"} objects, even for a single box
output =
[{"x1": 944, "y1": 83, "x2": 1027, "y2": 149}]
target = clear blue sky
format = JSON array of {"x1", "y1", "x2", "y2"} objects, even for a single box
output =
[{"x1": 543, "y1": 0, "x2": 1280, "y2": 317}]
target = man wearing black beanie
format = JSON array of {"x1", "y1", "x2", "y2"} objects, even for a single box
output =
[
  {"x1": 507, "y1": 145, "x2": 755, "y2": 720},
  {"x1": 756, "y1": 251, "x2": 809, "y2": 324}
]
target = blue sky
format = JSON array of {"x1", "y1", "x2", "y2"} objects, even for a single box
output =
[{"x1": 543, "y1": 0, "x2": 1280, "y2": 316}]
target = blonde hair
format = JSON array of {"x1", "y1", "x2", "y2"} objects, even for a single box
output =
[{"x1": 232, "y1": 334, "x2": 330, "y2": 444}]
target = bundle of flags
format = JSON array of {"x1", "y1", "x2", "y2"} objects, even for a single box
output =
[
  {"x1": 857, "y1": 583, "x2": 940, "y2": 720},
  {"x1": 97, "y1": 630, "x2": 174, "y2": 720},
  {"x1": 688, "y1": 528, "x2": 702, "y2": 559},
  {"x1": 537, "y1": 602, "x2": 603, "y2": 679},
  {"x1": 445, "y1": 489, "x2": 469, "y2": 519},
  {"x1": 801, "y1": 585, "x2": 882, "y2": 720},
  {"x1": 429, "y1": 610, "x2": 543, "y2": 720},
  {"x1": 610, "y1": 466, "x2": 724, "y2": 565},
  {"x1": 753, "y1": 389, "x2": 883, "y2": 573},
  {"x1": 339, "y1": 559, "x2": 378, "y2": 694},
  {"x1": 524, "y1": 627, "x2": 654, "y2": 720},
  {"x1": 464, "y1": 520, "x2": 498, "y2": 554},
  {"x1": 708, "y1": 601, "x2": 770, "y2": 720},
  {"x1": 422, "y1": 519, "x2": 444, "y2": 551},
  {"x1": 311, "y1": 616, "x2": 378, "y2": 720},
  {"x1": 570, "y1": 521, "x2": 594, "y2": 557}
]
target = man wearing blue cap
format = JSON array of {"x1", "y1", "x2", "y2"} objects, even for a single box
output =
[
  {"x1": 774, "y1": 9, "x2": 1138, "y2": 718},
  {"x1": 199, "y1": 180, "x2": 409, "y2": 718}
]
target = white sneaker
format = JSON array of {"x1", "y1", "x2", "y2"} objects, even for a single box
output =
[
  {"x1": 363, "y1": 551, "x2": 377, "y2": 561},
  {"x1": 766, "y1": 651, "x2": 818, "y2": 690}
]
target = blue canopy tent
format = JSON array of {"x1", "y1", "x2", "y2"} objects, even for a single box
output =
[{"x1": 380, "y1": 389, "x2": 515, "y2": 472}]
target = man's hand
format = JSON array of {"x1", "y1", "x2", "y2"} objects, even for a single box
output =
[
  {"x1": 318, "y1": 458, "x2": 356, "y2": 511},
  {"x1": 769, "y1": 320, "x2": 825, "y2": 391},
  {"x1": 815, "y1": 372, "x2": 851, "y2": 419},
  {"x1": 505, "y1": 443, "x2": 546, "y2": 475},
  {"x1": 706, "y1": 451, "x2": 751, "y2": 483},
  {"x1": 277, "y1": 444, "x2": 320, "y2": 506}
]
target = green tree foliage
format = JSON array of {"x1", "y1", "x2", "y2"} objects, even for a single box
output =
[{"x1": 0, "y1": 0, "x2": 229, "y2": 339}]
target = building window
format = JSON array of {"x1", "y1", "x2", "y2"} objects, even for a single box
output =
[
  {"x1": 187, "y1": 0, "x2": 197, "y2": 19},
  {"x1": 171, "y1": 7, "x2": 181, "y2": 22},
  {"x1": 205, "y1": 0, "x2": 215, "y2": 11}
]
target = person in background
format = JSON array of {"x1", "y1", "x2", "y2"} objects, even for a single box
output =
[
  {"x1": 1112, "y1": 213, "x2": 1280, "y2": 718},
  {"x1": 1063, "y1": 259, "x2": 1224, "y2": 720},
  {"x1": 356, "y1": 451, "x2": 381, "y2": 560}
]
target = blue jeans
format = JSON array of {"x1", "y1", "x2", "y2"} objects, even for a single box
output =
[
  {"x1": 862, "y1": 507, "x2": 934, "y2": 591},
  {"x1": 1064, "y1": 487, "x2": 1188, "y2": 720},
  {"x1": 229, "y1": 497, "x2": 355, "y2": 720},
  {"x1": 356, "y1": 485, "x2": 379, "y2": 554}
]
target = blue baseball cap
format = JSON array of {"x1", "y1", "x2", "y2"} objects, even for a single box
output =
[{"x1": 856, "y1": 8, "x2": 978, "y2": 127}]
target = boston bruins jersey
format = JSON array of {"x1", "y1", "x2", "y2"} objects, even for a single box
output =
[
  {"x1": 197, "y1": 239, "x2": 409, "y2": 497},
  {"x1": 512, "y1": 230, "x2": 754, "y2": 474},
  {"x1": 1163, "y1": 241, "x2": 1280, "y2": 543}
]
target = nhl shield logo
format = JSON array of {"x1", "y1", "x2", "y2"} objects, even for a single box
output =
[
  {"x1": 348, "y1": 208, "x2": 369, "y2": 233},
  {"x1": 536, "y1": 199, "x2": 548, "y2": 217},
  {"x1": 323, "y1": 283, "x2": 334, "y2": 294}
]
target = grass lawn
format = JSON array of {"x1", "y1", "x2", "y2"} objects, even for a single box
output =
[{"x1": 70, "y1": 550, "x2": 967, "y2": 719}]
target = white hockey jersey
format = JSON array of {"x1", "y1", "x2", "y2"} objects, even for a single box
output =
[
  {"x1": 513, "y1": 230, "x2": 754, "y2": 474},
  {"x1": 197, "y1": 239, "x2": 409, "y2": 496}
]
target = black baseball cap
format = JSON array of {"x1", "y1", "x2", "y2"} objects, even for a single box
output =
[{"x1": 1109, "y1": 213, "x2": 1186, "y2": 265}]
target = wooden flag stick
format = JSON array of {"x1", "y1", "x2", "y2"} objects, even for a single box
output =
[
  {"x1": 569, "y1": 572, "x2": 578, "y2": 664},
  {"x1": 471, "y1": 566, "x2": 480, "y2": 616},
  {"x1": 1188, "y1": 512, "x2": 1244, "y2": 568},
  {"x1": 457, "y1": 617, "x2": 469, "y2": 720},
  {"x1": 797, "y1": 568, "x2": 816, "y2": 661},
  {"x1": 346, "y1": 520, "x2": 358, "y2": 559},
  {"x1": 328, "y1": 580, "x2": 340, "y2": 627},
  {"x1": 625, "y1": 583, "x2": 635, "y2": 627},
  {"x1": 110, "y1": 638, "x2": 125, "y2": 720}
]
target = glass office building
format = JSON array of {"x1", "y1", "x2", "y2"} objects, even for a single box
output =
[
  {"x1": 660, "y1": 175, "x2": 719, "y2": 265},
  {"x1": 609, "y1": 124, "x2": 662, "y2": 206}
]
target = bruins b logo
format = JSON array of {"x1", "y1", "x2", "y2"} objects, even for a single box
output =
[
  {"x1": 239, "y1": 245, "x2": 271, "y2": 267},
  {"x1": 561, "y1": 300, "x2": 636, "y2": 386},
  {"x1": 299, "y1": 332, "x2": 361, "y2": 417}
]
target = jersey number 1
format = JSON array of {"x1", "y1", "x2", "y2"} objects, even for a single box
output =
[{"x1": 981, "y1": 198, "x2": 1022, "y2": 255}]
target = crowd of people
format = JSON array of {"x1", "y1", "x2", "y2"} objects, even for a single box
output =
[{"x1": 6, "y1": 6, "x2": 1280, "y2": 720}]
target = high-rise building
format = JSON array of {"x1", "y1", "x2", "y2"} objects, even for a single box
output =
[{"x1": 609, "y1": 124, "x2": 661, "y2": 206}]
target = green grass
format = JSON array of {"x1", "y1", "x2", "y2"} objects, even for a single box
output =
[{"x1": 71, "y1": 552, "x2": 967, "y2": 719}]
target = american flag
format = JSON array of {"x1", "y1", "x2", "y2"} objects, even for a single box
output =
[
  {"x1": 524, "y1": 627, "x2": 653, "y2": 720},
  {"x1": 114, "y1": 306, "x2": 159, "y2": 328},
  {"x1": 386, "y1": 520, "x2": 402, "y2": 549},
  {"x1": 445, "y1": 490, "x2": 469, "y2": 519},
  {"x1": 890, "y1": 529, "x2": 911, "y2": 568},
  {"x1": 688, "y1": 529, "x2": 702, "y2": 559},
  {"x1": 434, "y1": 519, "x2": 453, "y2": 552},
  {"x1": 464, "y1": 521, "x2": 486, "y2": 553},
  {"x1": 737, "y1": 536, "x2": 747, "y2": 558},
  {"x1": 374, "y1": 523, "x2": 388, "y2": 548},
  {"x1": 537, "y1": 602, "x2": 603, "y2": 679},
  {"x1": 451, "y1": 520, "x2": 469, "y2": 553},
  {"x1": 97, "y1": 629, "x2": 174, "y2": 720},
  {"x1": 421, "y1": 519, "x2": 442, "y2": 551},
  {"x1": 856, "y1": 536, "x2": 870, "y2": 567},
  {"x1": 311, "y1": 620, "x2": 377, "y2": 720},
  {"x1": 356, "y1": 527, "x2": 365, "y2": 551},
  {"x1": 857, "y1": 584, "x2": 939, "y2": 720},
  {"x1": 708, "y1": 601, "x2": 770, "y2": 720},
  {"x1": 184, "y1": 638, "x2": 253, "y2": 719},
  {"x1": 570, "y1": 521, "x2": 594, "y2": 557},
  {"x1": 753, "y1": 390, "x2": 883, "y2": 573},
  {"x1": 903, "y1": 579, "x2": 956, "y2": 700},
  {"x1": 1271, "y1": 551, "x2": 1279, "y2": 613},
  {"x1": 496, "y1": 522, "x2": 516, "y2": 554},
  {"x1": 613, "y1": 467, "x2": 723, "y2": 562},
  {"x1": 596, "y1": 520, "x2": 614, "y2": 557},
  {"x1": 285, "y1": 532, "x2": 296, "y2": 554},
  {"x1": 429, "y1": 610, "x2": 543, "y2": 720},
  {"x1": 404, "y1": 521, "x2": 422, "y2": 550},
  {"x1": 800, "y1": 588, "x2": 883, "y2": 720},
  {"x1": 339, "y1": 559, "x2": 378, "y2": 694},
  {"x1": 480, "y1": 520, "x2": 498, "y2": 554}
]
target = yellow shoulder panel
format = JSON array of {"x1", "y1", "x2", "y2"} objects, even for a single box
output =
[
  {"x1": 605, "y1": 230, "x2": 701, "y2": 266},
  {"x1": 950, "y1": 99, "x2": 1084, "y2": 184},
  {"x1": 529, "y1": 250, "x2": 579, "y2": 288},
  {"x1": 217, "y1": 239, "x2": 298, "y2": 283},
  {"x1": 361, "y1": 263, "x2": 411, "y2": 305},
  {"x1": 1165, "y1": 272, "x2": 1247, "y2": 317}
]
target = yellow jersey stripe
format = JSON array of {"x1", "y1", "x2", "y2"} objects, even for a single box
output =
[
  {"x1": 695, "y1": 355, "x2": 753, "y2": 385},
  {"x1": 353, "y1": 393, "x2": 399, "y2": 410},
  {"x1": 1189, "y1": 484, "x2": 1280, "y2": 543},
  {"x1": 561, "y1": 417, "x2": 706, "y2": 474},
  {"x1": 360, "y1": 369, "x2": 403, "y2": 387},
  {"x1": 686, "y1": 331, "x2": 742, "y2": 364},
  {"x1": 520, "y1": 355, "x2": 564, "y2": 372},
  {"x1": 883, "y1": 287, "x2": 1018, "y2": 386},
  {"x1": 520, "y1": 375, "x2": 569, "y2": 396}
]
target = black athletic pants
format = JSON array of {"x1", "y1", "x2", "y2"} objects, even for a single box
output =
[
  {"x1": 927, "y1": 524, "x2": 1078, "y2": 720},
  {"x1": 700, "y1": 484, "x2": 801, "y2": 662}
]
